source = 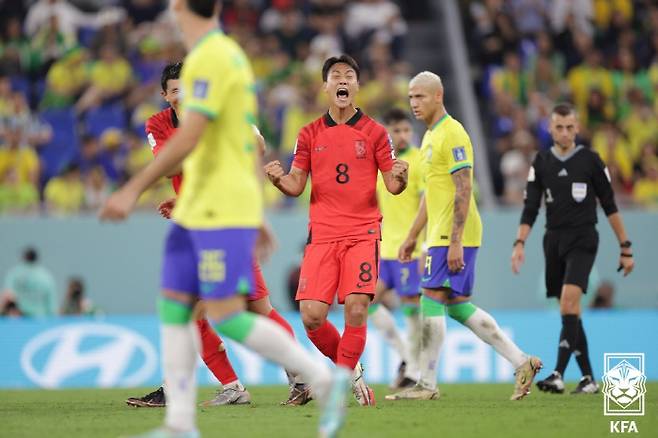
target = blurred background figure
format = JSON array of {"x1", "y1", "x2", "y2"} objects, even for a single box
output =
[
  {"x1": 61, "y1": 277, "x2": 97, "y2": 315},
  {"x1": 2, "y1": 247, "x2": 57, "y2": 317},
  {"x1": 590, "y1": 281, "x2": 615, "y2": 309}
]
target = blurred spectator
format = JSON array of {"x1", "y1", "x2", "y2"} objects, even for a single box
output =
[
  {"x1": 61, "y1": 277, "x2": 97, "y2": 315},
  {"x1": 0, "y1": 295, "x2": 23, "y2": 317},
  {"x1": 633, "y1": 159, "x2": 658, "y2": 207},
  {"x1": 24, "y1": 0, "x2": 124, "y2": 39},
  {"x1": 1, "y1": 91, "x2": 53, "y2": 148},
  {"x1": 567, "y1": 50, "x2": 613, "y2": 117},
  {"x1": 0, "y1": 167, "x2": 39, "y2": 214},
  {"x1": 590, "y1": 280, "x2": 615, "y2": 309},
  {"x1": 40, "y1": 46, "x2": 89, "y2": 109},
  {"x1": 75, "y1": 44, "x2": 134, "y2": 114},
  {"x1": 30, "y1": 14, "x2": 76, "y2": 72},
  {"x1": 491, "y1": 51, "x2": 527, "y2": 105},
  {"x1": 591, "y1": 123, "x2": 633, "y2": 192},
  {"x1": 345, "y1": 0, "x2": 407, "y2": 60},
  {"x1": 2, "y1": 247, "x2": 57, "y2": 317},
  {"x1": 83, "y1": 165, "x2": 111, "y2": 211},
  {"x1": 1, "y1": 16, "x2": 45, "y2": 77},
  {"x1": 44, "y1": 163, "x2": 85, "y2": 215},
  {"x1": 0, "y1": 125, "x2": 40, "y2": 190},
  {"x1": 77, "y1": 134, "x2": 119, "y2": 182},
  {"x1": 500, "y1": 129, "x2": 534, "y2": 205}
]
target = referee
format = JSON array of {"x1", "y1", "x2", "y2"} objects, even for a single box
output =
[{"x1": 510, "y1": 103, "x2": 635, "y2": 394}]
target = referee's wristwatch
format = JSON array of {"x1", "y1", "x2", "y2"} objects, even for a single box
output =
[{"x1": 620, "y1": 240, "x2": 632, "y2": 249}]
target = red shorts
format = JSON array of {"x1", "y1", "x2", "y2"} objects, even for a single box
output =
[
  {"x1": 248, "y1": 261, "x2": 269, "y2": 302},
  {"x1": 296, "y1": 239, "x2": 379, "y2": 305}
]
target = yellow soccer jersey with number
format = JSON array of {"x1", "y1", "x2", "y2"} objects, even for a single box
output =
[
  {"x1": 172, "y1": 30, "x2": 263, "y2": 229},
  {"x1": 377, "y1": 146, "x2": 424, "y2": 259},
  {"x1": 420, "y1": 114, "x2": 482, "y2": 247}
]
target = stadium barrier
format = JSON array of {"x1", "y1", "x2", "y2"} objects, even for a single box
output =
[{"x1": 1, "y1": 310, "x2": 655, "y2": 388}]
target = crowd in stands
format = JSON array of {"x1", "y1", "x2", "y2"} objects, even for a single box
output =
[
  {"x1": 465, "y1": 0, "x2": 658, "y2": 208},
  {"x1": 0, "y1": 0, "x2": 410, "y2": 215}
]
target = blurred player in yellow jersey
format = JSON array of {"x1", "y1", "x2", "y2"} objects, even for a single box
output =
[
  {"x1": 387, "y1": 71, "x2": 542, "y2": 402},
  {"x1": 99, "y1": 1, "x2": 349, "y2": 437},
  {"x1": 370, "y1": 108, "x2": 424, "y2": 391}
]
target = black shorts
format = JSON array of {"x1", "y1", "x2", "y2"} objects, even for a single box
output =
[{"x1": 543, "y1": 227, "x2": 599, "y2": 298}]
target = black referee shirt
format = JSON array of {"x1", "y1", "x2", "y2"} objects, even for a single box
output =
[{"x1": 520, "y1": 145, "x2": 618, "y2": 230}]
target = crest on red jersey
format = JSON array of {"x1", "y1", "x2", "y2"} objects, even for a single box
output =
[{"x1": 355, "y1": 140, "x2": 366, "y2": 159}]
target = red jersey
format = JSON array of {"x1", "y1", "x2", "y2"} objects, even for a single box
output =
[
  {"x1": 292, "y1": 109, "x2": 395, "y2": 243},
  {"x1": 145, "y1": 107, "x2": 182, "y2": 194}
]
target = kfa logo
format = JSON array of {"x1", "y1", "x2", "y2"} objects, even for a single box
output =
[
  {"x1": 602, "y1": 353, "x2": 646, "y2": 416},
  {"x1": 20, "y1": 323, "x2": 157, "y2": 388}
]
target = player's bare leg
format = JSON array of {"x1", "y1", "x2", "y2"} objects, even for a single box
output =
[
  {"x1": 368, "y1": 283, "x2": 413, "y2": 389},
  {"x1": 248, "y1": 296, "x2": 313, "y2": 405}
]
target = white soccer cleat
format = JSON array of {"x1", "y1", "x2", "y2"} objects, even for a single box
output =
[
  {"x1": 352, "y1": 362, "x2": 375, "y2": 406},
  {"x1": 385, "y1": 384, "x2": 439, "y2": 401}
]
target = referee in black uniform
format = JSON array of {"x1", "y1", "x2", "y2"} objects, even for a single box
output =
[{"x1": 510, "y1": 103, "x2": 635, "y2": 394}]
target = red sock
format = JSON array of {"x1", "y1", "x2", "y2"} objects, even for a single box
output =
[
  {"x1": 196, "y1": 319, "x2": 239, "y2": 385},
  {"x1": 306, "y1": 320, "x2": 340, "y2": 363},
  {"x1": 337, "y1": 324, "x2": 367, "y2": 369},
  {"x1": 267, "y1": 308, "x2": 295, "y2": 338}
]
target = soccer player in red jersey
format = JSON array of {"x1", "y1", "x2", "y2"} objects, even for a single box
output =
[
  {"x1": 126, "y1": 62, "x2": 311, "y2": 408},
  {"x1": 264, "y1": 55, "x2": 409, "y2": 406}
]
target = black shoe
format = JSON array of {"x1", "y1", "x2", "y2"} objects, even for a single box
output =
[
  {"x1": 571, "y1": 375, "x2": 599, "y2": 394},
  {"x1": 536, "y1": 371, "x2": 565, "y2": 394},
  {"x1": 126, "y1": 386, "x2": 166, "y2": 407}
]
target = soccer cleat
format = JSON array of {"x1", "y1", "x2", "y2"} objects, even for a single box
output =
[
  {"x1": 571, "y1": 375, "x2": 599, "y2": 394},
  {"x1": 121, "y1": 427, "x2": 199, "y2": 438},
  {"x1": 536, "y1": 370, "x2": 565, "y2": 394},
  {"x1": 389, "y1": 361, "x2": 407, "y2": 389},
  {"x1": 126, "y1": 387, "x2": 166, "y2": 408},
  {"x1": 385, "y1": 384, "x2": 439, "y2": 401},
  {"x1": 511, "y1": 356, "x2": 543, "y2": 400},
  {"x1": 352, "y1": 362, "x2": 376, "y2": 406},
  {"x1": 281, "y1": 382, "x2": 313, "y2": 406},
  {"x1": 200, "y1": 384, "x2": 251, "y2": 407},
  {"x1": 318, "y1": 367, "x2": 350, "y2": 438}
]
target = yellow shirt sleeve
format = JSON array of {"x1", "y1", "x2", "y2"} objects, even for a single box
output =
[
  {"x1": 182, "y1": 52, "x2": 238, "y2": 120},
  {"x1": 443, "y1": 128, "x2": 473, "y2": 174}
]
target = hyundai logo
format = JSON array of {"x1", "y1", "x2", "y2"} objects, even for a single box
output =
[{"x1": 20, "y1": 323, "x2": 157, "y2": 388}]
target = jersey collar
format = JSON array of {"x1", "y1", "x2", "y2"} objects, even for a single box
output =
[
  {"x1": 430, "y1": 113, "x2": 450, "y2": 131},
  {"x1": 324, "y1": 108, "x2": 363, "y2": 127},
  {"x1": 550, "y1": 144, "x2": 584, "y2": 162}
]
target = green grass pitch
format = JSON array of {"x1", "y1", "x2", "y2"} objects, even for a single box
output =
[{"x1": 1, "y1": 384, "x2": 656, "y2": 437}]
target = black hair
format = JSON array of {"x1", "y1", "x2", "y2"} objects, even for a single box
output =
[
  {"x1": 321, "y1": 55, "x2": 360, "y2": 82},
  {"x1": 186, "y1": 0, "x2": 219, "y2": 18},
  {"x1": 383, "y1": 108, "x2": 411, "y2": 125},
  {"x1": 23, "y1": 247, "x2": 38, "y2": 263},
  {"x1": 161, "y1": 62, "x2": 183, "y2": 92},
  {"x1": 552, "y1": 103, "x2": 576, "y2": 117}
]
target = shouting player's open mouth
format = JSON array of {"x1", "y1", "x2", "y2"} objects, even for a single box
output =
[{"x1": 336, "y1": 87, "x2": 350, "y2": 103}]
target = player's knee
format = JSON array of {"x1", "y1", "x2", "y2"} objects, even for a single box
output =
[
  {"x1": 301, "y1": 311, "x2": 326, "y2": 330},
  {"x1": 345, "y1": 302, "x2": 369, "y2": 325}
]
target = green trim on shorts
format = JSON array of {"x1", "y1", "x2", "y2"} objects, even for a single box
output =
[
  {"x1": 401, "y1": 304, "x2": 419, "y2": 317},
  {"x1": 214, "y1": 311, "x2": 256, "y2": 343},
  {"x1": 158, "y1": 298, "x2": 193, "y2": 324},
  {"x1": 368, "y1": 303, "x2": 380, "y2": 315},
  {"x1": 447, "y1": 302, "x2": 477, "y2": 324},
  {"x1": 421, "y1": 295, "x2": 445, "y2": 317}
]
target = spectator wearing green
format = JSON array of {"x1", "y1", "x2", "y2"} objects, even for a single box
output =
[{"x1": 3, "y1": 248, "x2": 57, "y2": 317}]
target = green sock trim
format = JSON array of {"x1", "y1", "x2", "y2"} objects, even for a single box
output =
[
  {"x1": 447, "y1": 302, "x2": 477, "y2": 324},
  {"x1": 401, "y1": 304, "x2": 419, "y2": 317},
  {"x1": 214, "y1": 311, "x2": 257, "y2": 343},
  {"x1": 368, "y1": 303, "x2": 380, "y2": 315},
  {"x1": 158, "y1": 298, "x2": 193, "y2": 324},
  {"x1": 420, "y1": 295, "x2": 445, "y2": 317}
]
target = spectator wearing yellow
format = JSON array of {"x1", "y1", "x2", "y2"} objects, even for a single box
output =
[
  {"x1": 44, "y1": 163, "x2": 85, "y2": 215},
  {"x1": 40, "y1": 46, "x2": 89, "y2": 109},
  {"x1": 568, "y1": 50, "x2": 613, "y2": 118},
  {"x1": 611, "y1": 49, "x2": 652, "y2": 121},
  {"x1": 492, "y1": 51, "x2": 528, "y2": 105},
  {"x1": 0, "y1": 167, "x2": 39, "y2": 214},
  {"x1": 592, "y1": 0, "x2": 633, "y2": 31},
  {"x1": 633, "y1": 159, "x2": 658, "y2": 207},
  {"x1": 75, "y1": 44, "x2": 133, "y2": 114},
  {"x1": 591, "y1": 123, "x2": 634, "y2": 187},
  {"x1": 0, "y1": 75, "x2": 13, "y2": 118},
  {"x1": 622, "y1": 102, "x2": 658, "y2": 160},
  {"x1": 0, "y1": 125, "x2": 40, "y2": 188}
]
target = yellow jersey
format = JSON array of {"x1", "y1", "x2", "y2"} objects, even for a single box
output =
[
  {"x1": 421, "y1": 114, "x2": 482, "y2": 247},
  {"x1": 173, "y1": 30, "x2": 263, "y2": 229},
  {"x1": 377, "y1": 146, "x2": 424, "y2": 259}
]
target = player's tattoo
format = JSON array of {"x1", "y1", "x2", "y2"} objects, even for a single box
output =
[{"x1": 450, "y1": 167, "x2": 472, "y2": 243}]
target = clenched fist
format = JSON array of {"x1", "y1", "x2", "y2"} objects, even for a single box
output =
[
  {"x1": 392, "y1": 159, "x2": 409, "y2": 182},
  {"x1": 264, "y1": 160, "x2": 285, "y2": 184}
]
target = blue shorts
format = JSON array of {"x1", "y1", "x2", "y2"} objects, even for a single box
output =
[
  {"x1": 420, "y1": 246, "x2": 479, "y2": 298},
  {"x1": 161, "y1": 224, "x2": 258, "y2": 300},
  {"x1": 379, "y1": 259, "x2": 421, "y2": 297}
]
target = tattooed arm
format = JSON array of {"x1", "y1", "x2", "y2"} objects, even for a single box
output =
[{"x1": 447, "y1": 167, "x2": 472, "y2": 272}]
